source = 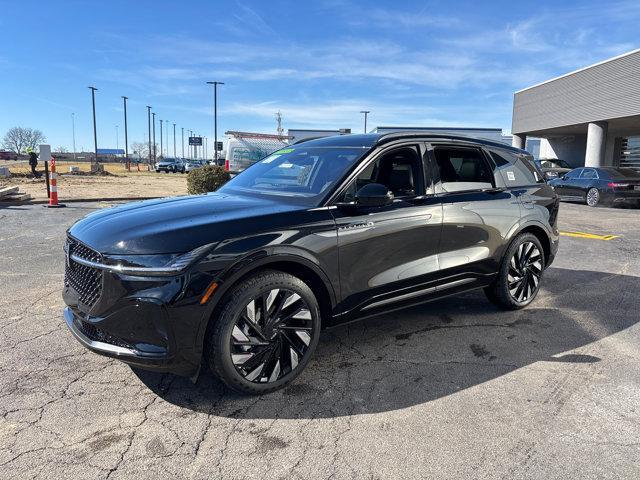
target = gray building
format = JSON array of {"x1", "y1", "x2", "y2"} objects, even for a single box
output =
[
  {"x1": 372, "y1": 126, "x2": 507, "y2": 144},
  {"x1": 287, "y1": 128, "x2": 351, "y2": 144},
  {"x1": 512, "y1": 49, "x2": 640, "y2": 170}
]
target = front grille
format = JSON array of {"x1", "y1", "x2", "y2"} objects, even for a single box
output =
[
  {"x1": 76, "y1": 319, "x2": 133, "y2": 349},
  {"x1": 64, "y1": 237, "x2": 104, "y2": 309}
]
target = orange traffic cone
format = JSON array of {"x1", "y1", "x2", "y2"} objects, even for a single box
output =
[{"x1": 45, "y1": 158, "x2": 66, "y2": 208}]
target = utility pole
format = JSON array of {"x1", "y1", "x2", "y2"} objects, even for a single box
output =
[
  {"x1": 122, "y1": 96, "x2": 129, "y2": 159},
  {"x1": 360, "y1": 110, "x2": 370, "y2": 133},
  {"x1": 276, "y1": 111, "x2": 284, "y2": 137},
  {"x1": 173, "y1": 123, "x2": 176, "y2": 157},
  {"x1": 159, "y1": 119, "x2": 163, "y2": 158},
  {"x1": 152, "y1": 112, "x2": 156, "y2": 161},
  {"x1": 146, "y1": 106, "x2": 152, "y2": 164},
  {"x1": 71, "y1": 113, "x2": 77, "y2": 161},
  {"x1": 181, "y1": 127, "x2": 184, "y2": 158},
  {"x1": 88, "y1": 86, "x2": 98, "y2": 166},
  {"x1": 206, "y1": 81, "x2": 224, "y2": 162}
]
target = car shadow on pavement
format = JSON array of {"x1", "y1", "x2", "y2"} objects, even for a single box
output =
[{"x1": 133, "y1": 267, "x2": 639, "y2": 418}]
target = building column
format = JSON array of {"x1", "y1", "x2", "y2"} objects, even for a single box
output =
[
  {"x1": 512, "y1": 133, "x2": 527, "y2": 149},
  {"x1": 585, "y1": 121, "x2": 608, "y2": 167}
]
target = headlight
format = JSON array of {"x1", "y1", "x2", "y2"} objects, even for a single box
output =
[{"x1": 71, "y1": 243, "x2": 216, "y2": 276}]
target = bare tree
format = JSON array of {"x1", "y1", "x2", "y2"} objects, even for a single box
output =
[
  {"x1": 131, "y1": 141, "x2": 158, "y2": 160},
  {"x1": 55, "y1": 146, "x2": 69, "y2": 153},
  {"x1": 2, "y1": 127, "x2": 46, "y2": 154}
]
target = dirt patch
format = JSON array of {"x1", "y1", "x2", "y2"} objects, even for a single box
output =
[{"x1": 0, "y1": 171, "x2": 187, "y2": 201}]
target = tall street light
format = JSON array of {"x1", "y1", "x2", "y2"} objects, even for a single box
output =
[
  {"x1": 159, "y1": 119, "x2": 163, "y2": 159},
  {"x1": 181, "y1": 127, "x2": 184, "y2": 158},
  {"x1": 173, "y1": 123, "x2": 176, "y2": 157},
  {"x1": 146, "y1": 106, "x2": 152, "y2": 164},
  {"x1": 360, "y1": 110, "x2": 370, "y2": 133},
  {"x1": 115, "y1": 125, "x2": 119, "y2": 151},
  {"x1": 71, "y1": 113, "x2": 77, "y2": 161},
  {"x1": 165, "y1": 121, "x2": 169, "y2": 158},
  {"x1": 206, "y1": 81, "x2": 224, "y2": 162},
  {"x1": 122, "y1": 96, "x2": 129, "y2": 159},
  {"x1": 152, "y1": 112, "x2": 156, "y2": 161},
  {"x1": 88, "y1": 86, "x2": 98, "y2": 166},
  {"x1": 204, "y1": 137, "x2": 207, "y2": 161}
]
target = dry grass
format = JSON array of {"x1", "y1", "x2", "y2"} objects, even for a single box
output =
[{"x1": 0, "y1": 161, "x2": 188, "y2": 202}]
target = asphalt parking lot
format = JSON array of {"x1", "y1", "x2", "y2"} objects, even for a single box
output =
[{"x1": 1, "y1": 200, "x2": 639, "y2": 479}]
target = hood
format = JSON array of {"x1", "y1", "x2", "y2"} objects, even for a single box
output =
[{"x1": 68, "y1": 192, "x2": 303, "y2": 255}]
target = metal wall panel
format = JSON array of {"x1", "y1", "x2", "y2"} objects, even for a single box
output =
[{"x1": 512, "y1": 50, "x2": 640, "y2": 134}]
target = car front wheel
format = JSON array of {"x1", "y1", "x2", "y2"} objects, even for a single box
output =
[
  {"x1": 484, "y1": 233, "x2": 545, "y2": 310},
  {"x1": 205, "y1": 270, "x2": 321, "y2": 395}
]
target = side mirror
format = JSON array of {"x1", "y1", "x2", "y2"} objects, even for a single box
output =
[{"x1": 355, "y1": 183, "x2": 394, "y2": 208}]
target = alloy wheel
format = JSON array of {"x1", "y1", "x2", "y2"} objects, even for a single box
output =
[
  {"x1": 230, "y1": 289, "x2": 314, "y2": 384},
  {"x1": 507, "y1": 242, "x2": 542, "y2": 303},
  {"x1": 586, "y1": 188, "x2": 599, "y2": 206}
]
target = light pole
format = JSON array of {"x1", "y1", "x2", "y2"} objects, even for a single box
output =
[
  {"x1": 204, "y1": 137, "x2": 207, "y2": 161},
  {"x1": 206, "y1": 81, "x2": 224, "y2": 162},
  {"x1": 146, "y1": 106, "x2": 152, "y2": 164},
  {"x1": 122, "y1": 96, "x2": 129, "y2": 159},
  {"x1": 189, "y1": 130, "x2": 193, "y2": 159},
  {"x1": 88, "y1": 86, "x2": 98, "y2": 166},
  {"x1": 360, "y1": 110, "x2": 370, "y2": 133},
  {"x1": 173, "y1": 123, "x2": 176, "y2": 157},
  {"x1": 159, "y1": 119, "x2": 163, "y2": 158},
  {"x1": 115, "y1": 125, "x2": 119, "y2": 151},
  {"x1": 165, "y1": 121, "x2": 169, "y2": 157},
  {"x1": 181, "y1": 127, "x2": 184, "y2": 158},
  {"x1": 71, "y1": 113, "x2": 77, "y2": 161},
  {"x1": 152, "y1": 112, "x2": 156, "y2": 161}
]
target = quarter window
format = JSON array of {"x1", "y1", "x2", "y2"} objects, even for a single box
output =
[
  {"x1": 490, "y1": 150, "x2": 545, "y2": 186},
  {"x1": 432, "y1": 147, "x2": 493, "y2": 193}
]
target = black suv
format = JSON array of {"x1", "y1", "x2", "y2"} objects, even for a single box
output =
[{"x1": 63, "y1": 133, "x2": 559, "y2": 394}]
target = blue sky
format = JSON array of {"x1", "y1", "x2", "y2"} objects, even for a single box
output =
[{"x1": 0, "y1": 0, "x2": 638, "y2": 154}]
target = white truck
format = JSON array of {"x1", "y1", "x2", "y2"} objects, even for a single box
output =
[{"x1": 222, "y1": 131, "x2": 289, "y2": 172}]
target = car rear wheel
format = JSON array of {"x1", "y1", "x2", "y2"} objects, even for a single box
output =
[
  {"x1": 586, "y1": 187, "x2": 600, "y2": 207},
  {"x1": 484, "y1": 233, "x2": 545, "y2": 310},
  {"x1": 205, "y1": 270, "x2": 321, "y2": 395}
]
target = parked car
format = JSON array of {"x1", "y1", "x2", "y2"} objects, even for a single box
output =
[
  {"x1": 534, "y1": 158, "x2": 572, "y2": 179},
  {"x1": 548, "y1": 166, "x2": 640, "y2": 207},
  {"x1": 63, "y1": 133, "x2": 559, "y2": 395},
  {"x1": 155, "y1": 158, "x2": 185, "y2": 173},
  {"x1": 185, "y1": 160, "x2": 204, "y2": 172},
  {"x1": 0, "y1": 150, "x2": 18, "y2": 160}
]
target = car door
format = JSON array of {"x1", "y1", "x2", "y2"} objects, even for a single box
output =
[
  {"x1": 554, "y1": 168, "x2": 582, "y2": 198},
  {"x1": 576, "y1": 168, "x2": 599, "y2": 199},
  {"x1": 431, "y1": 143, "x2": 522, "y2": 290},
  {"x1": 329, "y1": 142, "x2": 443, "y2": 317}
]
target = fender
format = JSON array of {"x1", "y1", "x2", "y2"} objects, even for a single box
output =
[{"x1": 192, "y1": 248, "x2": 338, "y2": 361}]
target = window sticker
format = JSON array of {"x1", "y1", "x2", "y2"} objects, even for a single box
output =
[
  {"x1": 506, "y1": 171, "x2": 516, "y2": 181},
  {"x1": 262, "y1": 154, "x2": 281, "y2": 164}
]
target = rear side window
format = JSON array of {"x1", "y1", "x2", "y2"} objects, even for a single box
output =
[
  {"x1": 490, "y1": 150, "x2": 545, "y2": 186},
  {"x1": 432, "y1": 147, "x2": 493, "y2": 193},
  {"x1": 580, "y1": 169, "x2": 598, "y2": 179}
]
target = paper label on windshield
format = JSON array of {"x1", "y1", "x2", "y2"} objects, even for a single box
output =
[{"x1": 506, "y1": 171, "x2": 515, "y2": 181}]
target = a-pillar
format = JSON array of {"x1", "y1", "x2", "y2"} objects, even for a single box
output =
[{"x1": 585, "y1": 121, "x2": 608, "y2": 167}]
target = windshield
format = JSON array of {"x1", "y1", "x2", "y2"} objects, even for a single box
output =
[
  {"x1": 539, "y1": 159, "x2": 571, "y2": 169},
  {"x1": 218, "y1": 146, "x2": 368, "y2": 205}
]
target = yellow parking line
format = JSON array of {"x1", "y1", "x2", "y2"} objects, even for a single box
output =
[{"x1": 560, "y1": 231, "x2": 620, "y2": 241}]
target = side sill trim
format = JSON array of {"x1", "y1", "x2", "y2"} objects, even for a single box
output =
[{"x1": 361, "y1": 277, "x2": 475, "y2": 312}]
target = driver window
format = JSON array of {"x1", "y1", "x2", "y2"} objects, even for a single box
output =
[{"x1": 339, "y1": 146, "x2": 423, "y2": 202}]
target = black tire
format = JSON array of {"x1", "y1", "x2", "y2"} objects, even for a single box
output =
[
  {"x1": 586, "y1": 187, "x2": 600, "y2": 207},
  {"x1": 484, "y1": 233, "x2": 545, "y2": 310},
  {"x1": 205, "y1": 270, "x2": 321, "y2": 395}
]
